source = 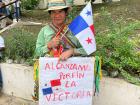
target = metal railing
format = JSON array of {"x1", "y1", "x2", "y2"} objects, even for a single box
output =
[{"x1": 0, "y1": 0, "x2": 19, "y2": 21}]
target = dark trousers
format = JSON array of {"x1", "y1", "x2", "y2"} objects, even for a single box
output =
[{"x1": 0, "y1": 58, "x2": 2, "y2": 88}]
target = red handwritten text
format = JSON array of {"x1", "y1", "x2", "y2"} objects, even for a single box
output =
[
  {"x1": 59, "y1": 71, "x2": 85, "y2": 80},
  {"x1": 45, "y1": 90, "x2": 92, "y2": 102},
  {"x1": 44, "y1": 62, "x2": 89, "y2": 71}
]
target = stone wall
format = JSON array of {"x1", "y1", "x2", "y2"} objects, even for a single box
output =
[{"x1": 1, "y1": 63, "x2": 34, "y2": 100}]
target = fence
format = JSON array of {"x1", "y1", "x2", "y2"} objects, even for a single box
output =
[{"x1": 0, "y1": 0, "x2": 19, "y2": 21}]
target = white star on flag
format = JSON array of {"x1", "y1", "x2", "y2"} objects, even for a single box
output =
[{"x1": 68, "y1": 2, "x2": 96, "y2": 55}]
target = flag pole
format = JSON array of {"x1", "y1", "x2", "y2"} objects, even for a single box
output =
[
  {"x1": 60, "y1": 27, "x2": 77, "y2": 48},
  {"x1": 89, "y1": 0, "x2": 92, "y2": 4},
  {"x1": 60, "y1": 27, "x2": 69, "y2": 39},
  {"x1": 89, "y1": 0, "x2": 93, "y2": 3}
]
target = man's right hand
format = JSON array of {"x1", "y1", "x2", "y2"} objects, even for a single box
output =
[{"x1": 47, "y1": 36, "x2": 61, "y2": 49}]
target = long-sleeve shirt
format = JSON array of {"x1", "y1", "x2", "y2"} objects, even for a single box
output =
[
  {"x1": 34, "y1": 23, "x2": 87, "y2": 58},
  {"x1": 0, "y1": 36, "x2": 5, "y2": 58}
]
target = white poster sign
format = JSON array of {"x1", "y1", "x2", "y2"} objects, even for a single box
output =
[{"x1": 39, "y1": 57, "x2": 95, "y2": 105}]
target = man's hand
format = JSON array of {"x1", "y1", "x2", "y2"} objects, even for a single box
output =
[
  {"x1": 47, "y1": 36, "x2": 61, "y2": 49},
  {"x1": 58, "y1": 48, "x2": 74, "y2": 61}
]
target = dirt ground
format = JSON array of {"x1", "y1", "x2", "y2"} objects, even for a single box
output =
[
  {"x1": 0, "y1": 94, "x2": 37, "y2": 105},
  {"x1": 21, "y1": 0, "x2": 140, "y2": 22}
]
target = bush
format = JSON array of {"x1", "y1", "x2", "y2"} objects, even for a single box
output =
[
  {"x1": 68, "y1": 6, "x2": 80, "y2": 21},
  {"x1": 3, "y1": 28, "x2": 37, "y2": 64},
  {"x1": 21, "y1": 0, "x2": 39, "y2": 10},
  {"x1": 94, "y1": 8, "x2": 140, "y2": 84}
]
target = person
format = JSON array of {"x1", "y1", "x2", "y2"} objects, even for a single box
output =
[
  {"x1": 0, "y1": 35, "x2": 5, "y2": 59},
  {"x1": 0, "y1": 35, "x2": 5, "y2": 91},
  {"x1": 0, "y1": 0, "x2": 4, "y2": 15},
  {"x1": 12, "y1": 0, "x2": 20, "y2": 22},
  {"x1": 33, "y1": 0, "x2": 88, "y2": 101},
  {"x1": 0, "y1": 0, "x2": 12, "y2": 29},
  {"x1": 2, "y1": 0, "x2": 10, "y2": 17},
  {"x1": 0, "y1": 0, "x2": 6, "y2": 29},
  {"x1": 35, "y1": 0, "x2": 87, "y2": 60}
]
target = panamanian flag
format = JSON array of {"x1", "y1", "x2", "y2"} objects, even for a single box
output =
[
  {"x1": 42, "y1": 79, "x2": 62, "y2": 95},
  {"x1": 68, "y1": 2, "x2": 96, "y2": 55}
]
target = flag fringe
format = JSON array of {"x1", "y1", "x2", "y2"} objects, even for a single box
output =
[{"x1": 94, "y1": 56, "x2": 102, "y2": 95}]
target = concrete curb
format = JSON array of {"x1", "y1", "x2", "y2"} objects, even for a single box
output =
[{"x1": 1, "y1": 63, "x2": 140, "y2": 105}]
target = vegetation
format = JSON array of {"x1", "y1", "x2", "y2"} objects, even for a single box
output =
[
  {"x1": 94, "y1": 8, "x2": 140, "y2": 85},
  {"x1": 21, "y1": 0, "x2": 39, "y2": 10},
  {"x1": 3, "y1": 28, "x2": 37, "y2": 65}
]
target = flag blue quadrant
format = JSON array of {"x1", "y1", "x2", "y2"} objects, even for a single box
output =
[
  {"x1": 68, "y1": 15, "x2": 89, "y2": 35},
  {"x1": 42, "y1": 87, "x2": 53, "y2": 95}
]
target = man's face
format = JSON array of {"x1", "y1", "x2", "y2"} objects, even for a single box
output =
[{"x1": 50, "y1": 9, "x2": 67, "y2": 27}]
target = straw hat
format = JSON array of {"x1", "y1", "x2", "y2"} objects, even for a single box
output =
[
  {"x1": 47, "y1": 0, "x2": 70, "y2": 11},
  {"x1": 66, "y1": 0, "x2": 73, "y2": 6}
]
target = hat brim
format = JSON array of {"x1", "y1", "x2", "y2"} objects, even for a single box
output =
[{"x1": 47, "y1": 6, "x2": 69, "y2": 11}]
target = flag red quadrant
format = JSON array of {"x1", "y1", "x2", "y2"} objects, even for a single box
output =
[{"x1": 50, "y1": 79, "x2": 61, "y2": 87}]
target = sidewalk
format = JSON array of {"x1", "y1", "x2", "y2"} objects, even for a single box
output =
[{"x1": 0, "y1": 93, "x2": 38, "y2": 105}]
